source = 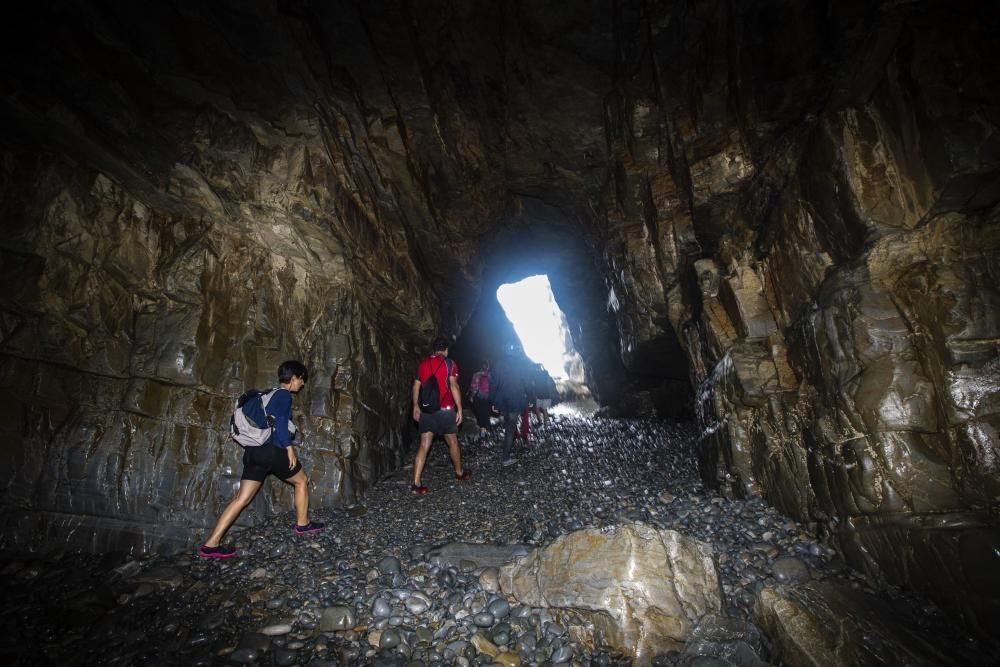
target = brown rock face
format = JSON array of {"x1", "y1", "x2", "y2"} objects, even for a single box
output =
[
  {"x1": 619, "y1": 1, "x2": 1000, "y2": 636},
  {"x1": 0, "y1": 0, "x2": 998, "y2": 641},
  {"x1": 688, "y1": 14, "x2": 1000, "y2": 635}
]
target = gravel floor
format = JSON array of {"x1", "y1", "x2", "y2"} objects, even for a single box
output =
[{"x1": 0, "y1": 414, "x2": 989, "y2": 665}]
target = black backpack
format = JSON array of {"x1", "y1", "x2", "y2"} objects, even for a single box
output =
[{"x1": 419, "y1": 358, "x2": 453, "y2": 413}]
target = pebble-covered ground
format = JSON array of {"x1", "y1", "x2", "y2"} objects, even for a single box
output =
[{"x1": 0, "y1": 415, "x2": 990, "y2": 665}]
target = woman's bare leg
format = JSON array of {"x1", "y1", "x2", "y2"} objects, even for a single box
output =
[{"x1": 204, "y1": 479, "x2": 262, "y2": 547}]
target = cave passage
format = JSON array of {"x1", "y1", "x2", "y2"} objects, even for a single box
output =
[
  {"x1": 0, "y1": 0, "x2": 998, "y2": 663},
  {"x1": 495, "y1": 274, "x2": 584, "y2": 382}
]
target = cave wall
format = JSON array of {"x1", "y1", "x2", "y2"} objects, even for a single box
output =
[
  {"x1": 0, "y1": 1, "x2": 452, "y2": 553},
  {"x1": 0, "y1": 151, "x2": 421, "y2": 553},
  {"x1": 595, "y1": 0, "x2": 1000, "y2": 633}
]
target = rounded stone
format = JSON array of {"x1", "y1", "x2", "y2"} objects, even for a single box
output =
[
  {"x1": 551, "y1": 643, "x2": 574, "y2": 662},
  {"x1": 405, "y1": 596, "x2": 430, "y2": 615},
  {"x1": 487, "y1": 599, "x2": 510, "y2": 619},
  {"x1": 478, "y1": 567, "x2": 501, "y2": 594},
  {"x1": 473, "y1": 612, "x2": 495, "y2": 627},
  {"x1": 377, "y1": 556, "x2": 402, "y2": 576},
  {"x1": 380, "y1": 627, "x2": 402, "y2": 649},
  {"x1": 321, "y1": 605, "x2": 357, "y2": 632},
  {"x1": 772, "y1": 557, "x2": 809, "y2": 584},
  {"x1": 490, "y1": 627, "x2": 510, "y2": 646},
  {"x1": 373, "y1": 597, "x2": 392, "y2": 618},
  {"x1": 228, "y1": 648, "x2": 259, "y2": 664},
  {"x1": 274, "y1": 648, "x2": 298, "y2": 666}
]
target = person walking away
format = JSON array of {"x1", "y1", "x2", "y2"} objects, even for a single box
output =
[
  {"x1": 411, "y1": 336, "x2": 470, "y2": 495},
  {"x1": 532, "y1": 363, "x2": 557, "y2": 428},
  {"x1": 518, "y1": 404, "x2": 531, "y2": 441},
  {"x1": 489, "y1": 341, "x2": 535, "y2": 467},
  {"x1": 199, "y1": 360, "x2": 324, "y2": 558},
  {"x1": 469, "y1": 360, "x2": 492, "y2": 441}
]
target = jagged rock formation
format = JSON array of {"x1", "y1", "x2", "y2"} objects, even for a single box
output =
[
  {"x1": 631, "y1": 1, "x2": 1000, "y2": 635},
  {"x1": 0, "y1": 0, "x2": 997, "y2": 641}
]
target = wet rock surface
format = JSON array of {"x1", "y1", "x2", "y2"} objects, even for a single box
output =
[
  {"x1": 501, "y1": 523, "x2": 722, "y2": 660},
  {"x1": 1, "y1": 417, "x2": 991, "y2": 665}
]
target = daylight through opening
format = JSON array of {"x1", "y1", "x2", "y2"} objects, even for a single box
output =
[{"x1": 495, "y1": 275, "x2": 583, "y2": 381}]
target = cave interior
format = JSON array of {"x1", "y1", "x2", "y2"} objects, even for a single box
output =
[{"x1": 1, "y1": 0, "x2": 999, "y2": 652}]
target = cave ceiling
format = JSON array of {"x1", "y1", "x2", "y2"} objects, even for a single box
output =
[{"x1": 1, "y1": 1, "x2": 630, "y2": 332}]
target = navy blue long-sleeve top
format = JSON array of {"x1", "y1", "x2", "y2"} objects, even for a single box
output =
[{"x1": 265, "y1": 388, "x2": 294, "y2": 448}]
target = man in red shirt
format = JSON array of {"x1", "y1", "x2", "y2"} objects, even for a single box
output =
[{"x1": 410, "y1": 336, "x2": 470, "y2": 494}]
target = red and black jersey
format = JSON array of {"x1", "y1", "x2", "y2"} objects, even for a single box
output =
[{"x1": 415, "y1": 354, "x2": 459, "y2": 409}]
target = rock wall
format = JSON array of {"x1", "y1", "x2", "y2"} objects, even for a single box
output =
[
  {"x1": 0, "y1": 1, "x2": 446, "y2": 553},
  {"x1": 595, "y1": 0, "x2": 1000, "y2": 633},
  {"x1": 0, "y1": 143, "x2": 424, "y2": 554}
]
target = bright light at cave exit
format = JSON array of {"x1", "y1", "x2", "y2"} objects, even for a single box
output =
[{"x1": 496, "y1": 275, "x2": 570, "y2": 380}]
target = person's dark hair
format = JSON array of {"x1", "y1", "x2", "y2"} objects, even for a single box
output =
[
  {"x1": 278, "y1": 360, "x2": 309, "y2": 384},
  {"x1": 432, "y1": 336, "x2": 449, "y2": 352},
  {"x1": 481, "y1": 360, "x2": 490, "y2": 370}
]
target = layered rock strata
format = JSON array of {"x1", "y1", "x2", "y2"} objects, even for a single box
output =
[
  {"x1": 597, "y1": 0, "x2": 1000, "y2": 635},
  {"x1": 0, "y1": 1, "x2": 446, "y2": 552},
  {"x1": 753, "y1": 581, "x2": 972, "y2": 666}
]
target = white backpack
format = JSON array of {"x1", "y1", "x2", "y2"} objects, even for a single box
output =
[{"x1": 230, "y1": 387, "x2": 298, "y2": 447}]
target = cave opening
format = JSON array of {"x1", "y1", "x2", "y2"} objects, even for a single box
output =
[
  {"x1": 495, "y1": 274, "x2": 583, "y2": 383},
  {"x1": 449, "y1": 216, "x2": 627, "y2": 414}
]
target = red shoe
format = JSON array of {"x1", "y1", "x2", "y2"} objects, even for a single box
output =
[
  {"x1": 455, "y1": 470, "x2": 471, "y2": 481},
  {"x1": 411, "y1": 484, "x2": 429, "y2": 495}
]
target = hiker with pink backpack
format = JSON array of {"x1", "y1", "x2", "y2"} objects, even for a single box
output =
[{"x1": 469, "y1": 360, "x2": 492, "y2": 442}]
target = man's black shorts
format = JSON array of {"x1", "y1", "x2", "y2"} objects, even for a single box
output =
[
  {"x1": 419, "y1": 408, "x2": 459, "y2": 435},
  {"x1": 241, "y1": 444, "x2": 302, "y2": 482}
]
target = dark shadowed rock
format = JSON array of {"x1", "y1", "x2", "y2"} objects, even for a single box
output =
[{"x1": 754, "y1": 581, "x2": 985, "y2": 666}]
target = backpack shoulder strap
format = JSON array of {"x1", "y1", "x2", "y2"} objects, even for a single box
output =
[{"x1": 261, "y1": 386, "x2": 283, "y2": 410}]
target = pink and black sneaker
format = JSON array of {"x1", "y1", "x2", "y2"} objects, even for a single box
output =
[
  {"x1": 293, "y1": 521, "x2": 324, "y2": 535},
  {"x1": 198, "y1": 545, "x2": 236, "y2": 559}
]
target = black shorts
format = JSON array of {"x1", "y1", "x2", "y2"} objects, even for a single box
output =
[
  {"x1": 418, "y1": 408, "x2": 458, "y2": 435},
  {"x1": 241, "y1": 444, "x2": 302, "y2": 482}
]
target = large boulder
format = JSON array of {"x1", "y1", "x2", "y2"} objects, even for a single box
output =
[{"x1": 499, "y1": 523, "x2": 722, "y2": 663}]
